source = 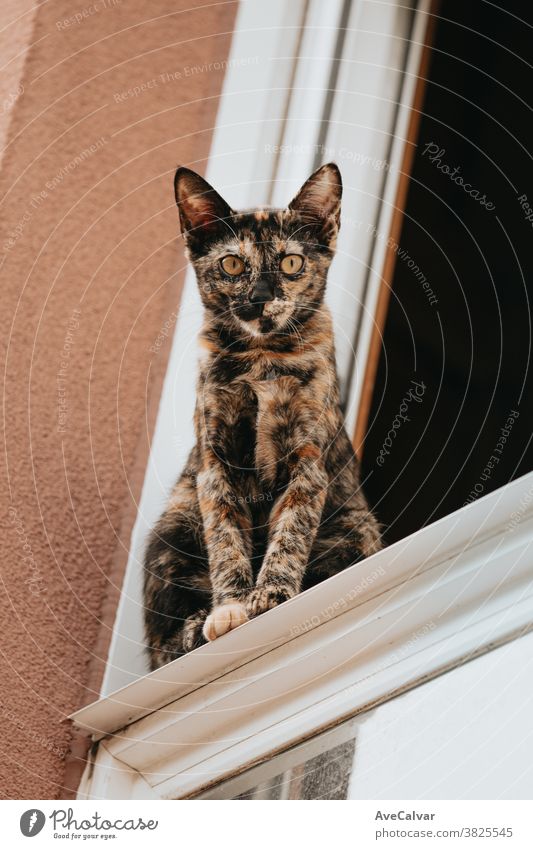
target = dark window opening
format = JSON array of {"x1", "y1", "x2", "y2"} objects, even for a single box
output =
[{"x1": 362, "y1": 0, "x2": 533, "y2": 544}]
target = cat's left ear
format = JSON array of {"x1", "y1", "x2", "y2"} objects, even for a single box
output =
[
  {"x1": 288, "y1": 163, "x2": 342, "y2": 240},
  {"x1": 174, "y1": 167, "x2": 234, "y2": 246}
]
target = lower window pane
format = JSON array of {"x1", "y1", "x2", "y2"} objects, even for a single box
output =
[{"x1": 234, "y1": 738, "x2": 356, "y2": 800}]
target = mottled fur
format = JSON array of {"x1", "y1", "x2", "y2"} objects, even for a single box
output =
[{"x1": 143, "y1": 163, "x2": 381, "y2": 669}]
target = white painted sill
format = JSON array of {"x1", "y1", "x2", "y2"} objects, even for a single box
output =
[{"x1": 72, "y1": 471, "x2": 533, "y2": 800}]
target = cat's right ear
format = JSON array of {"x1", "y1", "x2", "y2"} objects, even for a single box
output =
[{"x1": 174, "y1": 167, "x2": 234, "y2": 246}]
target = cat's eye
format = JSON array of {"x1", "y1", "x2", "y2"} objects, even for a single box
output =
[
  {"x1": 280, "y1": 254, "x2": 304, "y2": 275},
  {"x1": 220, "y1": 255, "x2": 245, "y2": 276}
]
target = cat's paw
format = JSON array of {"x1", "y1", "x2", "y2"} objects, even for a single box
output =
[
  {"x1": 182, "y1": 613, "x2": 208, "y2": 653},
  {"x1": 245, "y1": 585, "x2": 293, "y2": 618},
  {"x1": 202, "y1": 602, "x2": 249, "y2": 642}
]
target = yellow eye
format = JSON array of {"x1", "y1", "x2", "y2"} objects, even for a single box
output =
[
  {"x1": 280, "y1": 254, "x2": 304, "y2": 275},
  {"x1": 220, "y1": 255, "x2": 245, "y2": 276}
]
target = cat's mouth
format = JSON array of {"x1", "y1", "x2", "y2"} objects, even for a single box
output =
[
  {"x1": 233, "y1": 302, "x2": 265, "y2": 322},
  {"x1": 233, "y1": 298, "x2": 292, "y2": 335}
]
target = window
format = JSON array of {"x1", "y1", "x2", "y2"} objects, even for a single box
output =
[{"x1": 201, "y1": 720, "x2": 359, "y2": 800}]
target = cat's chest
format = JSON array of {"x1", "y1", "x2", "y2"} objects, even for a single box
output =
[
  {"x1": 211, "y1": 351, "x2": 313, "y2": 478},
  {"x1": 238, "y1": 369, "x2": 303, "y2": 425},
  {"x1": 231, "y1": 371, "x2": 303, "y2": 485}
]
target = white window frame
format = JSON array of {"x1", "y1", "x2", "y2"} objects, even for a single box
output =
[{"x1": 70, "y1": 0, "x2": 533, "y2": 803}]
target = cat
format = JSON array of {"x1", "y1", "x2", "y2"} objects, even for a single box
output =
[{"x1": 143, "y1": 162, "x2": 382, "y2": 670}]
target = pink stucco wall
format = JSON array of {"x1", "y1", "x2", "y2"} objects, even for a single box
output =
[{"x1": 0, "y1": 0, "x2": 237, "y2": 798}]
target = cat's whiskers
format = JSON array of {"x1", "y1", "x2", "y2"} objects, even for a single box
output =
[{"x1": 285, "y1": 316, "x2": 305, "y2": 350}]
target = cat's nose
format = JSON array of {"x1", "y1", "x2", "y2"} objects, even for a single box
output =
[{"x1": 250, "y1": 280, "x2": 274, "y2": 304}]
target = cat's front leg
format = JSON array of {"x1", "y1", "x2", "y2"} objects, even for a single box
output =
[
  {"x1": 196, "y1": 451, "x2": 255, "y2": 640},
  {"x1": 246, "y1": 445, "x2": 328, "y2": 618}
]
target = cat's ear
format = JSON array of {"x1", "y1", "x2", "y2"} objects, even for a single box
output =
[
  {"x1": 288, "y1": 163, "x2": 342, "y2": 238},
  {"x1": 174, "y1": 167, "x2": 234, "y2": 244}
]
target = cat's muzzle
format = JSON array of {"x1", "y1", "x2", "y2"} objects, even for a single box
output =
[{"x1": 237, "y1": 281, "x2": 275, "y2": 321}]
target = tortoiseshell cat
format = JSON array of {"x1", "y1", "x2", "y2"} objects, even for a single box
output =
[{"x1": 143, "y1": 163, "x2": 381, "y2": 669}]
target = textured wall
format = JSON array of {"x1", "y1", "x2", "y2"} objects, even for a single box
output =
[{"x1": 0, "y1": 0, "x2": 237, "y2": 798}]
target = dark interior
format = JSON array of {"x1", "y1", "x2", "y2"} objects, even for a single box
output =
[{"x1": 361, "y1": 1, "x2": 533, "y2": 543}]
